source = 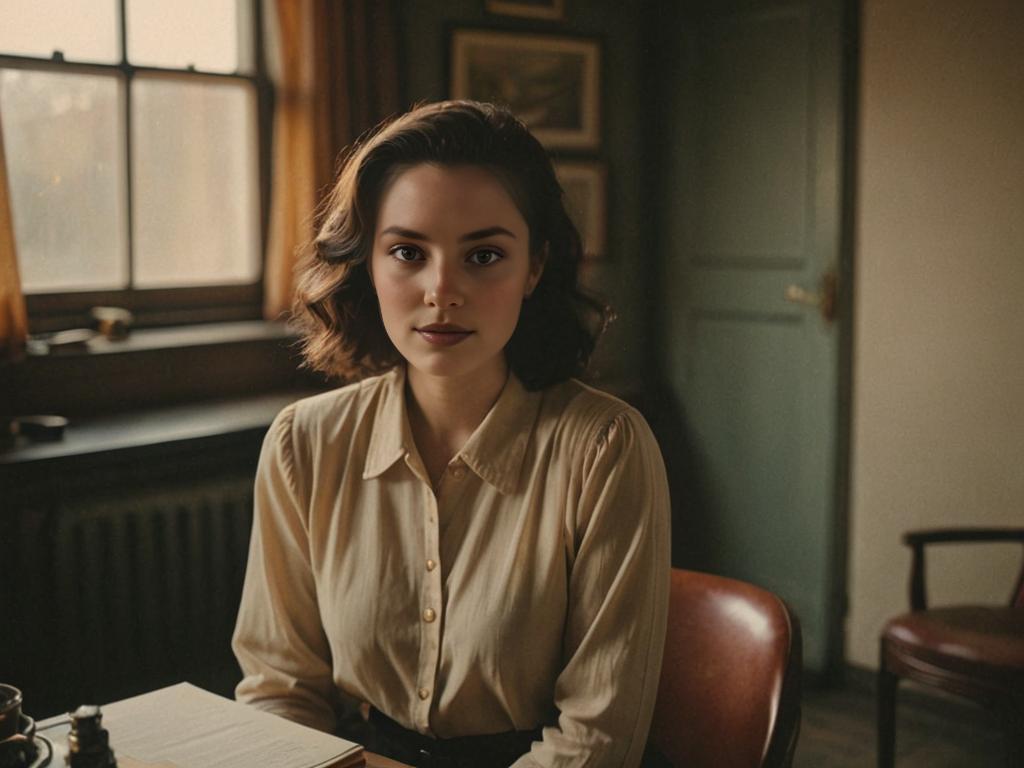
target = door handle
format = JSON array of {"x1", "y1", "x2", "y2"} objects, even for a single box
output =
[{"x1": 784, "y1": 271, "x2": 837, "y2": 322}]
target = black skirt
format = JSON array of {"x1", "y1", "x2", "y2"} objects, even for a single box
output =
[
  {"x1": 360, "y1": 708, "x2": 539, "y2": 767},
  {"x1": 340, "y1": 709, "x2": 674, "y2": 768}
]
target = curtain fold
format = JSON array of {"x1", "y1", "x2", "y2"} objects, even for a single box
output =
[
  {"x1": 263, "y1": 0, "x2": 400, "y2": 321},
  {"x1": 0, "y1": 107, "x2": 29, "y2": 361}
]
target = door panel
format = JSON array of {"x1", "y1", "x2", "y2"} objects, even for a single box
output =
[
  {"x1": 693, "y1": 7, "x2": 810, "y2": 262},
  {"x1": 656, "y1": 0, "x2": 848, "y2": 673}
]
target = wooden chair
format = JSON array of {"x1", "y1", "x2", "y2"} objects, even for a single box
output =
[
  {"x1": 878, "y1": 528, "x2": 1024, "y2": 767},
  {"x1": 649, "y1": 569, "x2": 802, "y2": 768}
]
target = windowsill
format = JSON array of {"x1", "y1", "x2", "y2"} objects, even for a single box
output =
[
  {"x1": 7, "y1": 319, "x2": 329, "y2": 419},
  {"x1": 27, "y1": 319, "x2": 295, "y2": 357},
  {"x1": 1, "y1": 388, "x2": 316, "y2": 466}
]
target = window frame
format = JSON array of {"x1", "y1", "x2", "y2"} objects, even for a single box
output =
[{"x1": 0, "y1": 0, "x2": 273, "y2": 334}]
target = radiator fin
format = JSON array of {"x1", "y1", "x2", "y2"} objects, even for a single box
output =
[{"x1": 40, "y1": 476, "x2": 255, "y2": 708}]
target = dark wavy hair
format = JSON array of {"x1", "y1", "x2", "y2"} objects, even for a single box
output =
[{"x1": 292, "y1": 99, "x2": 610, "y2": 390}]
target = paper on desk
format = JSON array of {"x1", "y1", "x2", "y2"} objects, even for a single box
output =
[{"x1": 98, "y1": 683, "x2": 363, "y2": 768}]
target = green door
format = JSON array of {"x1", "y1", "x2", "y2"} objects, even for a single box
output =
[{"x1": 653, "y1": 0, "x2": 851, "y2": 674}]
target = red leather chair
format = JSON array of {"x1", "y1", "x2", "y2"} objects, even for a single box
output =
[
  {"x1": 878, "y1": 528, "x2": 1024, "y2": 767},
  {"x1": 649, "y1": 569, "x2": 802, "y2": 768}
]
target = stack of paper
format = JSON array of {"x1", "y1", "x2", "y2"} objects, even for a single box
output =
[{"x1": 40, "y1": 683, "x2": 364, "y2": 768}]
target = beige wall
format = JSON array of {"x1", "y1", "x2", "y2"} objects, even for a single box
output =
[{"x1": 846, "y1": 0, "x2": 1024, "y2": 667}]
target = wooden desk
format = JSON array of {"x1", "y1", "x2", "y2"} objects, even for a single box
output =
[
  {"x1": 36, "y1": 713, "x2": 412, "y2": 768},
  {"x1": 366, "y1": 752, "x2": 412, "y2": 768}
]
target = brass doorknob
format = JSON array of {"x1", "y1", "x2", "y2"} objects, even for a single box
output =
[{"x1": 784, "y1": 271, "x2": 837, "y2": 322}]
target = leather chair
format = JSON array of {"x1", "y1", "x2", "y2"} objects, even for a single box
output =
[
  {"x1": 649, "y1": 569, "x2": 802, "y2": 768},
  {"x1": 878, "y1": 527, "x2": 1024, "y2": 767}
]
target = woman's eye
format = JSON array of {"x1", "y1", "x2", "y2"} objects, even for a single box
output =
[
  {"x1": 391, "y1": 246, "x2": 422, "y2": 262},
  {"x1": 468, "y1": 249, "x2": 503, "y2": 266}
]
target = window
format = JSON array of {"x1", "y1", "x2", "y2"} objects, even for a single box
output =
[{"x1": 0, "y1": 0, "x2": 268, "y2": 332}]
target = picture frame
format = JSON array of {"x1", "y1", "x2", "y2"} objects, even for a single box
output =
[
  {"x1": 554, "y1": 161, "x2": 607, "y2": 258},
  {"x1": 485, "y1": 0, "x2": 565, "y2": 21},
  {"x1": 449, "y1": 29, "x2": 601, "y2": 151}
]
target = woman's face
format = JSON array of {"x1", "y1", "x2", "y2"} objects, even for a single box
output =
[{"x1": 370, "y1": 163, "x2": 543, "y2": 384}]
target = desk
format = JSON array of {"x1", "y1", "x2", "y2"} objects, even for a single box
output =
[
  {"x1": 365, "y1": 752, "x2": 412, "y2": 768},
  {"x1": 35, "y1": 715, "x2": 412, "y2": 768}
]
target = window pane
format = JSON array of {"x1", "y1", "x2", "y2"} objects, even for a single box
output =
[
  {"x1": 131, "y1": 76, "x2": 259, "y2": 288},
  {"x1": 0, "y1": 0, "x2": 120, "y2": 64},
  {"x1": 126, "y1": 0, "x2": 252, "y2": 73},
  {"x1": 1, "y1": 69, "x2": 128, "y2": 292}
]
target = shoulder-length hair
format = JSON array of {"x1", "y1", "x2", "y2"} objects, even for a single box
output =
[{"x1": 292, "y1": 99, "x2": 609, "y2": 390}]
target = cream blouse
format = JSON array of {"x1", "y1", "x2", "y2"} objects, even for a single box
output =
[{"x1": 232, "y1": 366, "x2": 671, "y2": 768}]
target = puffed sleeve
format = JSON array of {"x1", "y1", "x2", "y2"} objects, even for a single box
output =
[
  {"x1": 232, "y1": 405, "x2": 338, "y2": 732},
  {"x1": 514, "y1": 408, "x2": 671, "y2": 768}
]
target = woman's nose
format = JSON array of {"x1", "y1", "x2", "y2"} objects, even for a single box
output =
[{"x1": 424, "y1": 261, "x2": 464, "y2": 308}]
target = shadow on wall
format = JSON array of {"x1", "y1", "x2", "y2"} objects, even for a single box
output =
[{"x1": 645, "y1": 380, "x2": 722, "y2": 572}]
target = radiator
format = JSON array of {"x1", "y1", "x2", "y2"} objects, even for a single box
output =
[{"x1": 16, "y1": 476, "x2": 255, "y2": 715}]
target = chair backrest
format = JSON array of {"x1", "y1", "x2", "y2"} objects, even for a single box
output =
[{"x1": 649, "y1": 569, "x2": 802, "y2": 768}]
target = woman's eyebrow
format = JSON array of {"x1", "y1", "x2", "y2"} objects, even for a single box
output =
[
  {"x1": 379, "y1": 226, "x2": 428, "y2": 240},
  {"x1": 379, "y1": 225, "x2": 517, "y2": 242},
  {"x1": 459, "y1": 226, "x2": 517, "y2": 242}
]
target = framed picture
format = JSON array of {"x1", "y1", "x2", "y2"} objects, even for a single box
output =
[
  {"x1": 450, "y1": 29, "x2": 601, "y2": 151},
  {"x1": 485, "y1": 0, "x2": 565, "y2": 21},
  {"x1": 554, "y1": 161, "x2": 607, "y2": 258}
]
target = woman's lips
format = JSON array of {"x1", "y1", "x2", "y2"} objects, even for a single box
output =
[{"x1": 416, "y1": 326, "x2": 474, "y2": 346}]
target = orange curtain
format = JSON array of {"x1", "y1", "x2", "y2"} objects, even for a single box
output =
[
  {"x1": 0, "y1": 107, "x2": 29, "y2": 361},
  {"x1": 263, "y1": 0, "x2": 400, "y2": 320}
]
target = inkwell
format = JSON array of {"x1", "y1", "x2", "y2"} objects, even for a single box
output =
[{"x1": 66, "y1": 706, "x2": 117, "y2": 768}]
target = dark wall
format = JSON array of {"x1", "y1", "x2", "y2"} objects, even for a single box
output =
[{"x1": 395, "y1": 0, "x2": 654, "y2": 386}]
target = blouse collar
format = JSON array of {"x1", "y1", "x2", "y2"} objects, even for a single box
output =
[{"x1": 362, "y1": 365, "x2": 543, "y2": 495}]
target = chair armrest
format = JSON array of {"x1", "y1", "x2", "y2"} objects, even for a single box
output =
[
  {"x1": 902, "y1": 528, "x2": 1024, "y2": 610},
  {"x1": 903, "y1": 528, "x2": 1024, "y2": 547}
]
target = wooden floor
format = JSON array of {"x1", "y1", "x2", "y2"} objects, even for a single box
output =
[{"x1": 795, "y1": 677, "x2": 1006, "y2": 767}]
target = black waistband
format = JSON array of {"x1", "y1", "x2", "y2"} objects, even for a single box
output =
[{"x1": 366, "y1": 708, "x2": 542, "y2": 768}]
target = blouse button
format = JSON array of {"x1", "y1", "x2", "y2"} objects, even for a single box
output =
[
  {"x1": 450, "y1": 465, "x2": 466, "y2": 480},
  {"x1": 426, "y1": 559, "x2": 437, "y2": 572},
  {"x1": 418, "y1": 687, "x2": 430, "y2": 700},
  {"x1": 422, "y1": 608, "x2": 436, "y2": 623}
]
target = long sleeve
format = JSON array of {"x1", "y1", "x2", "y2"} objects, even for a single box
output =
[
  {"x1": 232, "y1": 405, "x2": 338, "y2": 733},
  {"x1": 512, "y1": 408, "x2": 672, "y2": 768}
]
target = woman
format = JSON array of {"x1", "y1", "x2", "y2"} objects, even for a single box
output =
[{"x1": 232, "y1": 100, "x2": 671, "y2": 768}]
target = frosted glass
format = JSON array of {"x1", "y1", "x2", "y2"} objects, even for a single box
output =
[
  {"x1": 0, "y1": 0, "x2": 120, "y2": 63},
  {"x1": 0, "y1": 69, "x2": 128, "y2": 292},
  {"x1": 126, "y1": 0, "x2": 251, "y2": 73},
  {"x1": 131, "y1": 76, "x2": 259, "y2": 288}
]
